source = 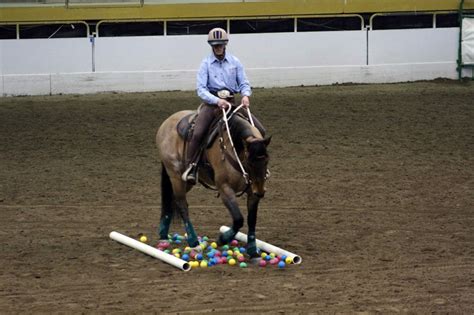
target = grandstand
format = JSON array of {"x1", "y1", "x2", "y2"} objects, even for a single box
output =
[{"x1": 1, "y1": 0, "x2": 473, "y2": 95}]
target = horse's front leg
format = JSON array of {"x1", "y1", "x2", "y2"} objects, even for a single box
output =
[
  {"x1": 246, "y1": 193, "x2": 261, "y2": 258},
  {"x1": 217, "y1": 184, "x2": 244, "y2": 245}
]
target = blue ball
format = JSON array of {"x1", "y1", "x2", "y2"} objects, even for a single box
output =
[
  {"x1": 239, "y1": 247, "x2": 246, "y2": 253},
  {"x1": 222, "y1": 251, "x2": 228, "y2": 257},
  {"x1": 174, "y1": 239, "x2": 182, "y2": 244},
  {"x1": 196, "y1": 253, "x2": 203, "y2": 261},
  {"x1": 265, "y1": 255, "x2": 271, "y2": 261},
  {"x1": 278, "y1": 261, "x2": 286, "y2": 268},
  {"x1": 207, "y1": 251, "x2": 215, "y2": 258},
  {"x1": 181, "y1": 254, "x2": 190, "y2": 261},
  {"x1": 281, "y1": 255, "x2": 287, "y2": 261}
]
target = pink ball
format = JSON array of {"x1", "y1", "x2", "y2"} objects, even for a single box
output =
[
  {"x1": 269, "y1": 258, "x2": 278, "y2": 265},
  {"x1": 230, "y1": 240, "x2": 239, "y2": 247},
  {"x1": 221, "y1": 257, "x2": 228, "y2": 264},
  {"x1": 237, "y1": 255, "x2": 245, "y2": 262},
  {"x1": 259, "y1": 260, "x2": 267, "y2": 267}
]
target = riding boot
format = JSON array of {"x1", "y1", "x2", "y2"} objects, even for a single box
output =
[{"x1": 181, "y1": 136, "x2": 201, "y2": 185}]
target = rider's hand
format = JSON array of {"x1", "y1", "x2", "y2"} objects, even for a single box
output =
[
  {"x1": 217, "y1": 99, "x2": 231, "y2": 110},
  {"x1": 241, "y1": 96, "x2": 250, "y2": 108}
]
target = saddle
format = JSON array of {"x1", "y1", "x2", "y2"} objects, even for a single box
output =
[{"x1": 176, "y1": 110, "x2": 222, "y2": 148}]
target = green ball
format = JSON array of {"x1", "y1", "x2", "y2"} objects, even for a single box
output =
[{"x1": 239, "y1": 262, "x2": 248, "y2": 268}]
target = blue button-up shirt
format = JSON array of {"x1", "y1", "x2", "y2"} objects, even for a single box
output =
[{"x1": 197, "y1": 52, "x2": 252, "y2": 105}]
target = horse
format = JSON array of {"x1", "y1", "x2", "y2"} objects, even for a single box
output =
[{"x1": 155, "y1": 106, "x2": 271, "y2": 258}]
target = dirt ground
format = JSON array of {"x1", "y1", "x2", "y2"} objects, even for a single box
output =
[{"x1": 1, "y1": 81, "x2": 473, "y2": 313}]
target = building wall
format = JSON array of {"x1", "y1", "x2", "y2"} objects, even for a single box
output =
[{"x1": 0, "y1": 28, "x2": 471, "y2": 96}]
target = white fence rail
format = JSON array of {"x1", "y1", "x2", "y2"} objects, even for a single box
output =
[{"x1": 0, "y1": 28, "x2": 471, "y2": 96}]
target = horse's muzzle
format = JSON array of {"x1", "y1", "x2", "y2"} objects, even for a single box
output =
[{"x1": 254, "y1": 192, "x2": 265, "y2": 198}]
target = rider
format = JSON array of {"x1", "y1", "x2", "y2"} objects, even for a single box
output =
[{"x1": 181, "y1": 27, "x2": 252, "y2": 184}]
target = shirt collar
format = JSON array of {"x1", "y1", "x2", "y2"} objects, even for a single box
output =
[{"x1": 210, "y1": 53, "x2": 228, "y2": 63}]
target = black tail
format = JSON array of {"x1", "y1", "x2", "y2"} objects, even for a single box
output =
[{"x1": 161, "y1": 163, "x2": 175, "y2": 220}]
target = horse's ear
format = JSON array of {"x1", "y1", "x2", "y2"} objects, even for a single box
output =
[{"x1": 264, "y1": 135, "x2": 272, "y2": 147}]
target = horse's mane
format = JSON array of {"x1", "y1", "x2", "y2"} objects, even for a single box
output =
[{"x1": 228, "y1": 114, "x2": 259, "y2": 153}]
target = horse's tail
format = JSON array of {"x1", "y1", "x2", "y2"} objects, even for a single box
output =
[
  {"x1": 161, "y1": 163, "x2": 173, "y2": 212},
  {"x1": 159, "y1": 162, "x2": 177, "y2": 237}
]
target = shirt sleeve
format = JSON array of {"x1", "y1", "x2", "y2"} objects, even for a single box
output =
[
  {"x1": 235, "y1": 58, "x2": 252, "y2": 97},
  {"x1": 196, "y1": 58, "x2": 220, "y2": 105}
]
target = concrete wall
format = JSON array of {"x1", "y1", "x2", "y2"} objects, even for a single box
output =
[{"x1": 1, "y1": 28, "x2": 471, "y2": 96}]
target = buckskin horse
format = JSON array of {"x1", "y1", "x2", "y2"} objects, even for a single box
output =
[{"x1": 156, "y1": 105, "x2": 270, "y2": 258}]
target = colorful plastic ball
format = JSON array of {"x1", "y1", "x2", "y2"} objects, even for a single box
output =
[
  {"x1": 221, "y1": 257, "x2": 228, "y2": 264},
  {"x1": 261, "y1": 252, "x2": 268, "y2": 259},
  {"x1": 196, "y1": 253, "x2": 203, "y2": 261},
  {"x1": 269, "y1": 253, "x2": 276, "y2": 259},
  {"x1": 181, "y1": 254, "x2": 190, "y2": 261},
  {"x1": 285, "y1": 257, "x2": 293, "y2": 264},
  {"x1": 211, "y1": 242, "x2": 218, "y2": 249},
  {"x1": 200, "y1": 260, "x2": 208, "y2": 268},
  {"x1": 164, "y1": 249, "x2": 170, "y2": 254},
  {"x1": 214, "y1": 250, "x2": 221, "y2": 257},
  {"x1": 230, "y1": 240, "x2": 239, "y2": 247},
  {"x1": 222, "y1": 251, "x2": 228, "y2": 257},
  {"x1": 258, "y1": 260, "x2": 267, "y2": 267},
  {"x1": 172, "y1": 248, "x2": 181, "y2": 254},
  {"x1": 184, "y1": 246, "x2": 191, "y2": 253},
  {"x1": 227, "y1": 250, "x2": 234, "y2": 257},
  {"x1": 278, "y1": 261, "x2": 286, "y2": 268},
  {"x1": 239, "y1": 262, "x2": 248, "y2": 268},
  {"x1": 237, "y1": 255, "x2": 245, "y2": 262},
  {"x1": 202, "y1": 236, "x2": 209, "y2": 242},
  {"x1": 207, "y1": 251, "x2": 215, "y2": 258},
  {"x1": 174, "y1": 239, "x2": 182, "y2": 244},
  {"x1": 174, "y1": 253, "x2": 180, "y2": 258},
  {"x1": 264, "y1": 255, "x2": 271, "y2": 261},
  {"x1": 221, "y1": 244, "x2": 229, "y2": 251},
  {"x1": 269, "y1": 258, "x2": 278, "y2": 265},
  {"x1": 228, "y1": 258, "x2": 236, "y2": 266},
  {"x1": 281, "y1": 255, "x2": 287, "y2": 261},
  {"x1": 239, "y1": 247, "x2": 246, "y2": 253}
]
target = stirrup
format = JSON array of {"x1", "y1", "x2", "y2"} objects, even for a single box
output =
[{"x1": 181, "y1": 163, "x2": 197, "y2": 184}]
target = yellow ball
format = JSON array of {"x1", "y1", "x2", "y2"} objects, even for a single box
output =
[
  {"x1": 211, "y1": 242, "x2": 218, "y2": 249},
  {"x1": 285, "y1": 257, "x2": 293, "y2": 264},
  {"x1": 261, "y1": 252, "x2": 267, "y2": 259},
  {"x1": 200, "y1": 261, "x2": 208, "y2": 268},
  {"x1": 139, "y1": 235, "x2": 147, "y2": 243},
  {"x1": 228, "y1": 258, "x2": 236, "y2": 266}
]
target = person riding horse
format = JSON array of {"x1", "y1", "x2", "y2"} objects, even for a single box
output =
[{"x1": 182, "y1": 27, "x2": 265, "y2": 185}]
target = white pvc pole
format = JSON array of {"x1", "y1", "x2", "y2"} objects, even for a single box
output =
[
  {"x1": 219, "y1": 226, "x2": 302, "y2": 264},
  {"x1": 109, "y1": 231, "x2": 191, "y2": 272}
]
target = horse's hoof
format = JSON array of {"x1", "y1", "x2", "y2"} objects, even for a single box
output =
[
  {"x1": 190, "y1": 244, "x2": 203, "y2": 253},
  {"x1": 249, "y1": 257, "x2": 262, "y2": 265}
]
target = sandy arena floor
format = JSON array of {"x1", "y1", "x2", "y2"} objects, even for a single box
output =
[{"x1": 1, "y1": 81, "x2": 473, "y2": 313}]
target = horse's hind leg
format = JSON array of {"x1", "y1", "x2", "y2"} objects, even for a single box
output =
[
  {"x1": 160, "y1": 163, "x2": 199, "y2": 247},
  {"x1": 158, "y1": 163, "x2": 175, "y2": 240},
  {"x1": 171, "y1": 179, "x2": 200, "y2": 248},
  {"x1": 217, "y1": 185, "x2": 244, "y2": 245}
]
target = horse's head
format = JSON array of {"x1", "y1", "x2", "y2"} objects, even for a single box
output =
[{"x1": 245, "y1": 136, "x2": 271, "y2": 198}]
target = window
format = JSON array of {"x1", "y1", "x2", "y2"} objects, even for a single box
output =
[
  {"x1": 97, "y1": 22, "x2": 164, "y2": 37},
  {"x1": 230, "y1": 19, "x2": 294, "y2": 34},
  {"x1": 19, "y1": 23, "x2": 88, "y2": 39},
  {"x1": 166, "y1": 20, "x2": 226, "y2": 35},
  {"x1": 436, "y1": 13, "x2": 459, "y2": 28},
  {"x1": 0, "y1": 25, "x2": 16, "y2": 39},
  {"x1": 298, "y1": 17, "x2": 363, "y2": 32},
  {"x1": 372, "y1": 14, "x2": 433, "y2": 30}
]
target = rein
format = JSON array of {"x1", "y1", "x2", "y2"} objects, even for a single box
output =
[{"x1": 221, "y1": 105, "x2": 256, "y2": 185}]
